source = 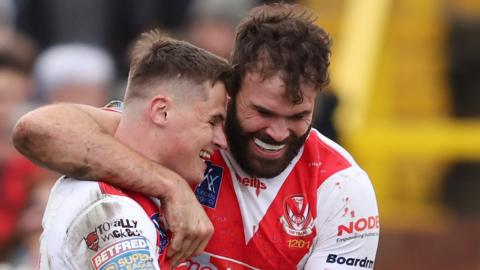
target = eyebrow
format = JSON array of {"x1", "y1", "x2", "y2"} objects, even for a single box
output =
[{"x1": 252, "y1": 104, "x2": 311, "y2": 118}]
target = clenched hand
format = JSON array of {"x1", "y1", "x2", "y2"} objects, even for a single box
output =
[{"x1": 161, "y1": 178, "x2": 213, "y2": 267}]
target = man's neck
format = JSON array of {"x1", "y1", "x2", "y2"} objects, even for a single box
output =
[{"x1": 114, "y1": 118, "x2": 161, "y2": 164}]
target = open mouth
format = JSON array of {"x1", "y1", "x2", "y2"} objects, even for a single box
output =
[
  {"x1": 199, "y1": 149, "x2": 212, "y2": 160},
  {"x1": 253, "y1": 138, "x2": 285, "y2": 152}
]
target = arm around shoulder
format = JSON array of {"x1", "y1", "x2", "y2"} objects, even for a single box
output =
[
  {"x1": 13, "y1": 102, "x2": 214, "y2": 265},
  {"x1": 12, "y1": 103, "x2": 121, "y2": 179}
]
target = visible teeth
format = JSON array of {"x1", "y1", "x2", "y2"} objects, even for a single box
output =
[
  {"x1": 253, "y1": 138, "x2": 285, "y2": 151},
  {"x1": 199, "y1": 150, "x2": 211, "y2": 159}
]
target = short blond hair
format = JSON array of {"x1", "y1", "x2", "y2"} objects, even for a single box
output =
[{"x1": 125, "y1": 29, "x2": 231, "y2": 102}]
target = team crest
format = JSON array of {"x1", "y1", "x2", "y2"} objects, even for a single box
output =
[
  {"x1": 84, "y1": 231, "x2": 99, "y2": 251},
  {"x1": 280, "y1": 195, "x2": 314, "y2": 236},
  {"x1": 195, "y1": 161, "x2": 223, "y2": 208}
]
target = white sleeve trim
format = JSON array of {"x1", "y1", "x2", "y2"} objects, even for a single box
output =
[{"x1": 302, "y1": 166, "x2": 379, "y2": 269}]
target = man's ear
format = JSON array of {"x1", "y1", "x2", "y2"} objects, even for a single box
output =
[{"x1": 149, "y1": 94, "x2": 171, "y2": 126}]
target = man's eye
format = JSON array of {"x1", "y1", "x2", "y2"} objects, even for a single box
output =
[
  {"x1": 258, "y1": 109, "x2": 272, "y2": 116},
  {"x1": 209, "y1": 119, "x2": 222, "y2": 127},
  {"x1": 291, "y1": 114, "x2": 305, "y2": 120}
]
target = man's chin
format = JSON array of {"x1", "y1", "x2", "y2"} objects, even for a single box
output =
[
  {"x1": 187, "y1": 177, "x2": 204, "y2": 186},
  {"x1": 183, "y1": 170, "x2": 205, "y2": 186},
  {"x1": 247, "y1": 155, "x2": 290, "y2": 178}
]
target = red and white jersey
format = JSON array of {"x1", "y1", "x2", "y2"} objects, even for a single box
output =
[
  {"x1": 39, "y1": 178, "x2": 170, "y2": 270},
  {"x1": 185, "y1": 129, "x2": 379, "y2": 270}
]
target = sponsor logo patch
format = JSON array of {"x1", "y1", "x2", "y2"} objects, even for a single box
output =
[
  {"x1": 336, "y1": 215, "x2": 380, "y2": 242},
  {"x1": 326, "y1": 254, "x2": 374, "y2": 269},
  {"x1": 280, "y1": 195, "x2": 314, "y2": 236},
  {"x1": 84, "y1": 218, "x2": 143, "y2": 250},
  {"x1": 235, "y1": 173, "x2": 266, "y2": 196},
  {"x1": 195, "y1": 161, "x2": 223, "y2": 208},
  {"x1": 91, "y1": 237, "x2": 154, "y2": 270}
]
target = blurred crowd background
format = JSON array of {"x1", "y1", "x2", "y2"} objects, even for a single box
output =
[{"x1": 0, "y1": 0, "x2": 479, "y2": 269}]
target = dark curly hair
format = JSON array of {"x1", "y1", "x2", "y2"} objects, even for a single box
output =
[{"x1": 230, "y1": 4, "x2": 331, "y2": 104}]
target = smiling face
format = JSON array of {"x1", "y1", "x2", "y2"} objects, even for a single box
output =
[
  {"x1": 162, "y1": 81, "x2": 228, "y2": 184},
  {"x1": 225, "y1": 72, "x2": 317, "y2": 178}
]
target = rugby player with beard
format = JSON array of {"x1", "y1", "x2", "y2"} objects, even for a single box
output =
[{"x1": 13, "y1": 3, "x2": 379, "y2": 269}]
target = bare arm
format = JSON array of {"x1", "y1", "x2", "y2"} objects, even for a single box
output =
[
  {"x1": 12, "y1": 103, "x2": 176, "y2": 196},
  {"x1": 12, "y1": 103, "x2": 213, "y2": 266},
  {"x1": 13, "y1": 104, "x2": 123, "y2": 180}
]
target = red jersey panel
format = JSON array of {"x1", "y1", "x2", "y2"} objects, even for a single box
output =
[{"x1": 187, "y1": 130, "x2": 379, "y2": 269}]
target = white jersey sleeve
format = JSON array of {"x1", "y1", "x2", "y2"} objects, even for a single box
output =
[
  {"x1": 304, "y1": 166, "x2": 379, "y2": 269},
  {"x1": 40, "y1": 178, "x2": 160, "y2": 270}
]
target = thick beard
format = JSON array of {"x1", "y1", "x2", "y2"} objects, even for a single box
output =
[{"x1": 225, "y1": 100, "x2": 310, "y2": 178}]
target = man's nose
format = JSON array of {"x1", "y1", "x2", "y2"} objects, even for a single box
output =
[
  {"x1": 212, "y1": 125, "x2": 228, "y2": 150},
  {"x1": 265, "y1": 118, "x2": 290, "y2": 143}
]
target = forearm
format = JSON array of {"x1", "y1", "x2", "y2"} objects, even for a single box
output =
[
  {"x1": 13, "y1": 103, "x2": 213, "y2": 264},
  {"x1": 12, "y1": 103, "x2": 180, "y2": 198}
]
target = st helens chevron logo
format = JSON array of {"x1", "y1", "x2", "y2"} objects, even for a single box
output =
[{"x1": 280, "y1": 195, "x2": 314, "y2": 236}]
